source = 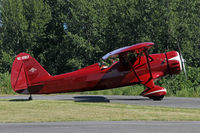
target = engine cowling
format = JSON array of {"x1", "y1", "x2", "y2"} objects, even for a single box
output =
[{"x1": 166, "y1": 51, "x2": 182, "y2": 75}]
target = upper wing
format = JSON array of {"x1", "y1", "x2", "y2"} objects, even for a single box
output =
[{"x1": 102, "y1": 42, "x2": 154, "y2": 60}]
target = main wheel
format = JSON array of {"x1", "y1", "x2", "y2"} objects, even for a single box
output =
[{"x1": 149, "y1": 95, "x2": 164, "y2": 101}]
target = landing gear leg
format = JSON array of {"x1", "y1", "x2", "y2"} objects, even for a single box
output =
[{"x1": 28, "y1": 94, "x2": 33, "y2": 101}]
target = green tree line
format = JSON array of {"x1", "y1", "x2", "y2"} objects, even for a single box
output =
[{"x1": 0, "y1": 0, "x2": 200, "y2": 96}]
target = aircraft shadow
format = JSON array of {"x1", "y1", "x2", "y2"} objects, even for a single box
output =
[
  {"x1": 73, "y1": 96, "x2": 110, "y2": 103},
  {"x1": 110, "y1": 98, "x2": 149, "y2": 101},
  {"x1": 9, "y1": 99, "x2": 30, "y2": 102}
]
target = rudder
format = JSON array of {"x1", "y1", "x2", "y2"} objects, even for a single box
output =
[{"x1": 11, "y1": 53, "x2": 52, "y2": 93}]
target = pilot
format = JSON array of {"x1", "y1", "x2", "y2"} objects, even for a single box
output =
[
  {"x1": 100, "y1": 61, "x2": 108, "y2": 69},
  {"x1": 119, "y1": 53, "x2": 128, "y2": 65},
  {"x1": 119, "y1": 52, "x2": 137, "y2": 66}
]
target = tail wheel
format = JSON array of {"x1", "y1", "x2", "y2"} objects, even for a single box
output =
[{"x1": 149, "y1": 95, "x2": 164, "y2": 101}]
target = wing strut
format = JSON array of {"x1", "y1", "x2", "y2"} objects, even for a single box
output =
[{"x1": 143, "y1": 49, "x2": 153, "y2": 82}]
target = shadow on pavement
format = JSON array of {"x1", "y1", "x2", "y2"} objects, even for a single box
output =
[
  {"x1": 9, "y1": 99, "x2": 30, "y2": 102},
  {"x1": 73, "y1": 96, "x2": 110, "y2": 103},
  {"x1": 110, "y1": 98, "x2": 150, "y2": 101}
]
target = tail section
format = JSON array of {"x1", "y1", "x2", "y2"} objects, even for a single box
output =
[{"x1": 11, "y1": 53, "x2": 52, "y2": 93}]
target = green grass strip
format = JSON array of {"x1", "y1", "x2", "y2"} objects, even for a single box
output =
[{"x1": 0, "y1": 99, "x2": 200, "y2": 123}]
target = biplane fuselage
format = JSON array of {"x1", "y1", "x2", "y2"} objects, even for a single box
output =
[{"x1": 11, "y1": 42, "x2": 182, "y2": 100}]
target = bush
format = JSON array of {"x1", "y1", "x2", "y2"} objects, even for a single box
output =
[
  {"x1": 0, "y1": 66, "x2": 199, "y2": 97},
  {"x1": 79, "y1": 67, "x2": 200, "y2": 97},
  {"x1": 78, "y1": 85, "x2": 144, "y2": 96},
  {"x1": 0, "y1": 51, "x2": 13, "y2": 73},
  {"x1": 0, "y1": 72, "x2": 15, "y2": 94},
  {"x1": 157, "y1": 66, "x2": 200, "y2": 97}
]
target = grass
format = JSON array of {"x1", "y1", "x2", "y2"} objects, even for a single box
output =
[{"x1": 0, "y1": 99, "x2": 200, "y2": 123}]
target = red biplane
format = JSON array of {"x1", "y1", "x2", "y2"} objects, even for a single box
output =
[{"x1": 11, "y1": 42, "x2": 184, "y2": 100}]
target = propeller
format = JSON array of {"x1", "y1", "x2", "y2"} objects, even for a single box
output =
[{"x1": 177, "y1": 43, "x2": 187, "y2": 80}]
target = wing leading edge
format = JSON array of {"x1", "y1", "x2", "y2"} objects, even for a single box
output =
[{"x1": 102, "y1": 42, "x2": 154, "y2": 60}]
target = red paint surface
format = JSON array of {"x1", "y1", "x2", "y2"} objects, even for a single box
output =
[{"x1": 11, "y1": 42, "x2": 181, "y2": 98}]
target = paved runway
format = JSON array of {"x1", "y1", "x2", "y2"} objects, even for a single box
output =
[
  {"x1": 1, "y1": 95, "x2": 200, "y2": 133},
  {"x1": 1, "y1": 94, "x2": 200, "y2": 108},
  {"x1": 0, "y1": 121, "x2": 200, "y2": 133}
]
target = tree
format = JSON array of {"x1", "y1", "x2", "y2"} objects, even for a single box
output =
[
  {"x1": 22, "y1": 0, "x2": 51, "y2": 54},
  {"x1": 168, "y1": 0, "x2": 200, "y2": 67},
  {"x1": 0, "y1": 0, "x2": 28, "y2": 53},
  {"x1": 0, "y1": 0, "x2": 52, "y2": 72}
]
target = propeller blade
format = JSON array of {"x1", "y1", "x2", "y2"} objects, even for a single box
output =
[
  {"x1": 177, "y1": 43, "x2": 187, "y2": 79},
  {"x1": 182, "y1": 59, "x2": 187, "y2": 79}
]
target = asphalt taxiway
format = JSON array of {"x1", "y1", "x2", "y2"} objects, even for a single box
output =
[
  {"x1": 0, "y1": 121, "x2": 200, "y2": 133},
  {"x1": 1, "y1": 94, "x2": 200, "y2": 108}
]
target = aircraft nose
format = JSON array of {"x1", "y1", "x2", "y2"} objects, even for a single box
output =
[{"x1": 166, "y1": 51, "x2": 182, "y2": 75}]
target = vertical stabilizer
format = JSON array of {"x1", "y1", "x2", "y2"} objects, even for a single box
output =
[{"x1": 11, "y1": 53, "x2": 52, "y2": 93}]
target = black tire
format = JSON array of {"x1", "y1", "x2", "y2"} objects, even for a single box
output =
[{"x1": 149, "y1": 95, "x2": 164, "y2": 101}]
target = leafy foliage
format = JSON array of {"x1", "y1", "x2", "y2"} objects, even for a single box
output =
[
  {"x1": 0, "y1": 0, "x2": 200, "y2": 96},
  {"x1": 0, "y1": 72, "x2": 15, "y2": 94}
]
